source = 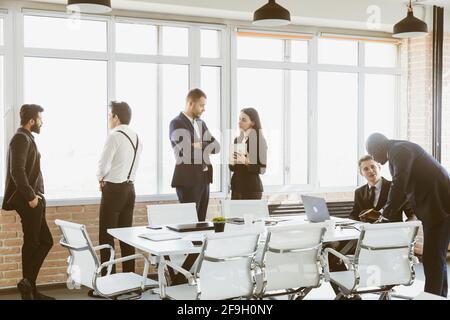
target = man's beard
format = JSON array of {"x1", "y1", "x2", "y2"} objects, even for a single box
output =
[{"x1": 31, "y1": 123, "x2": 41, "y2": 134}]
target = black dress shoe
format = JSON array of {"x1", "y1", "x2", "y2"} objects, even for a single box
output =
[
  {"x1": 33, "y1": 290, "x2": 56, "y2": 300},
  {"x1": 17, "y1": 279, "x2": 33, "y2": 300}
]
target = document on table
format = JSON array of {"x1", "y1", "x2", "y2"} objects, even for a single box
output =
[{"x1": 138, "y1": 232, "x2": 182, "y2": 241}]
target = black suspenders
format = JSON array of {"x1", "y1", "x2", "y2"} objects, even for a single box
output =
[{"x1": 117, "y1": 130, "x2": 139, "y2": 183}]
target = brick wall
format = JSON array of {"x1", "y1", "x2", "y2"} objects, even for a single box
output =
[
  {"x1": 401, "y1": 32, "x2": 450, "y2": 162},
  {"x1": 401, "y1": 35, "x2": 433, "y2": 152}
]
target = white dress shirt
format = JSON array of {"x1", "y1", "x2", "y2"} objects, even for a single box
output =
[
  {"x1": 183, "y1": 112, "x2": 202, "y2": 138},
  {"x1": 368, "y1": 178, "x2": 383, "y2": 207},
  {"x1": 183, "y1": 112, "x2": 208, "y2": 171},
  {"x1": 97, "y1": 124, "x2": 143, "y2": 183},
  {"x1": 242, "y1": 130, "x2": 250, "y2": 145}
]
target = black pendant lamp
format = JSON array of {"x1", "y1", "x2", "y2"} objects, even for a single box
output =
[
  {"x1": 393, "y1": 0, "x2": 428, "y2": 38},
  {"x1": 253, "y1": 0, "x2": 291, "y2": 26},
  {"x1": 67, "y1": 0, "x2": 112, "y2": 14}
]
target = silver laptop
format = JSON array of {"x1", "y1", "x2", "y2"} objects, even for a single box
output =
[
  {"x1": 301, "y1": 195, "x2": 355, "y2": 225},
  {"x1": 302, "y1": 195, "x2": 331, "y2": 222}
]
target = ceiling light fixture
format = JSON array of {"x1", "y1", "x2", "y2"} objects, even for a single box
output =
[{"x1": 253, "y1": 0, "x2": 291, "y2": 27}]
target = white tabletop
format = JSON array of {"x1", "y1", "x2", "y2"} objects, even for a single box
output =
[{"x1": 108, "y1": 215, "x2": 362, "y2": 256}]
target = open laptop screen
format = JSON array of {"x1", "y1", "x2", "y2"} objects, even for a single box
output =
[{"x1": 301, "y1": 195, "x2": 331, "y2": 222}]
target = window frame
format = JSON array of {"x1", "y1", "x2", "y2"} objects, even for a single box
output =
[{"x1": 0, "y1": 9, "x2": 11, "y2": 199}]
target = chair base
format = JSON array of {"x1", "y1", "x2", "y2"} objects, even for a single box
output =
[{"x1": 255, "y1": 287, "x2": 314, "y2": 300}]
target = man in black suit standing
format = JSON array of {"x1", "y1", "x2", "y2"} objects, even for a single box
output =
[
  {"x1": 366, "y1": 133, "x2": 450, "y2": 297},
  {"x1": 2, "y1": 104, "x2": 54, "y2": 300},
  {"x1": 169, "y1": 88, "x2": 220, "y2": 221},
  {"x1": 350, "y1": 154, "x2": 415, "y2": 222}
]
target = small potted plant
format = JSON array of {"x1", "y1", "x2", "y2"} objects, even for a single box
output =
[{"x1": 212, "y1": 216, "x2": 226, "y2": 233}]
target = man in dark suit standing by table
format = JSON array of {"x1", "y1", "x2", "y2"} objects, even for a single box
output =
[
  {"x1": 2, "y1": 104, "x2": 54, "y2": 300},
  {"x1": 169, "y1": 88, "x2": 220, "y2": 221},
  {"x1": 366, "y1": 133, "x2": 450, "y2": 297}
]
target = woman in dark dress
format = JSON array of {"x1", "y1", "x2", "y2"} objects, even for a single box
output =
[{"x1": 229, "y1": 108, "x2": 268, "y2": 200}]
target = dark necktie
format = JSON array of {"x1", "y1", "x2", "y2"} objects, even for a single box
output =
[{"x1": 368, "y1": 186, "x2": 376, "y2": 208}]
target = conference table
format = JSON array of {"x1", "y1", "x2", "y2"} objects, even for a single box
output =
[{"x1": 108, "y1": 215, "x2": 362, "y2": 298}]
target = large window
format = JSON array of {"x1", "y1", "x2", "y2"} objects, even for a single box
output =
[
  {"x1": 19, "y1": 13, "x2": 225, "y2": 201},
  {"x1": 236, "y1": 32, "x2": 400, "y2": 190},
  {"x1": 24, "y1": 58, "x2": 108, "y2": 199},
  {"x1": 0, "y1": 16, "x2": 5, "y2": 196},
  {"x1": 115, "y1": 62, "x2": 158, "y2": 195},
  {"x1": 116, "y1": 22, "x2": 223, "y2": 197},
  {"x1": 24, "y1": 15, "x2": 107, "y2": 52},
  {"x1": 317, "y1": 72, "x2": 358, "y2": 187},
  {"x1": 201, "y1": 66, "x2": 222, "y2": 192},
  {"x1": 1, "y1": 9, "x2": 402, "y2": 203},
  {"x1": 236, "y1": 33, "x2": 310, "y2": 188},
  {"x1": 160, "y1": 64, "x2": 190, "y2": 194},
  {"x1": 0, "y1": 55, "x2": 3, "y2": 194},
  {"x1": 237, "y1": 67, "x2": 284, "y2": 186}
]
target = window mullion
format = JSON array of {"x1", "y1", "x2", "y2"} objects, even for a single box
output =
[
  {"x1": 156, "y1": 63, "x2": 163, "y2": 195},
  {"x1": 283, "y1": 39, "x2": 291, "y2": 186},
  {"x1": 107, "y1": 18, "x2": 115, "y2": 135},
  {"x1": 309, "y1": 36, "x2": 319, "y2": 189},
  {"x1": 190, "y1": 26, "x2": 200, "y2": 88},
  {"x1": 357, "y1": 41, "x2": 365, "y2": 186}
]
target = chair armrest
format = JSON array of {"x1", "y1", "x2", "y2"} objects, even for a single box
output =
[
  {"x1": 59, "y1": 239, "x2": 89, "y2": 251},
  {"x1": 163, "y1": 260, "x2": 196, "y2": 285},
  {"x1": 93, "y1": 244, "x2": 115, "y2": 276},
  {"x1": 95, "y1": 253, "x2": 151, "y2": 292},
  {"x1": 93, "y1": 244, "x2": 114, "y2": 252},
  {"x1": 322, "y1": 247, "x2": 353, "y2": 282},
  {"x1": 324, "y1": 248, "x2": 352, "y2": 264},
  {"x1": 97, "y1": 253, "x2": 146, "y2": 272}
]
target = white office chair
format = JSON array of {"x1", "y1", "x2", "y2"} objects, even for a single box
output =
[
  {"x1": 55, "y1": 219, "x2": 157, "y2": 299},
  {"x1": 160, "y1": 228, "x2": 262, "y2": 300},
  {"x1": 255, "y1": 222, "x2": 328, "y2": 300},
  {"x1": 146, "y1": 202, "x2": 198, "y2": 226},
  {"x1": 323, "y1": 221, "x2": 421, "y2": 300},
  {"x1": 146, "y1": 202, "x2": 199, "y2": 281},
  {"x1": 221, "y1": 199, "x2": 269, "y2": 220}
]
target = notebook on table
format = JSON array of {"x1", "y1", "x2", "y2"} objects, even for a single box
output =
[
  {"x1": 166, "y1": 222, "x2": 215, "y2": 233},
  {"x1": 138, "y1": 232, "x2": 182, "y2": 241}
]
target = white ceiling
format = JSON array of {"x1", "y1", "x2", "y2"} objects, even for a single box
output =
[{"x1": 21, "y1": 0, "x2": 450, "y2": 32}]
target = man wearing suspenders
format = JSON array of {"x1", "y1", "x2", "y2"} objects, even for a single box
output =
[{"x1": 96, "y1": 101, "x2": 142, "y2": 282}]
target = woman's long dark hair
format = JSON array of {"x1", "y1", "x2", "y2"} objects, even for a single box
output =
[
  {"x1": 240, "y1": 107, "x2": 263, "y2": 132},
  {"x1": 239, "y1": 108, "x2": 267, "y2": 167}
]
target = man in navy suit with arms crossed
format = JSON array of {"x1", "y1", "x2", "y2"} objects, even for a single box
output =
[{"x1": 169, "y1": 89, "x2": 221, "y2": 221}]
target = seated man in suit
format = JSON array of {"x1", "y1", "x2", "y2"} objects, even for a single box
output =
[
  {"x1": 328, "y1": 155, "x2": 416, "y2": 299},
  {"x1": 350, "y1": 154, "x2": 415, "y2": 222}
]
